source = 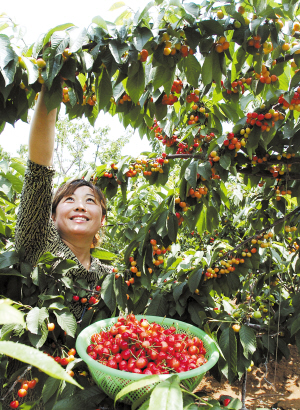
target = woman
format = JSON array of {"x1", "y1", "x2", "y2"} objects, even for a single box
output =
[{"x1": 15, "y1": 86, "x2": 113, "y2": 319}]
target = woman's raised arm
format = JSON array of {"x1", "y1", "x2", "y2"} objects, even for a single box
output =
[{"x1": 28, "y1": 86, "x2": 57, "y2": 166}]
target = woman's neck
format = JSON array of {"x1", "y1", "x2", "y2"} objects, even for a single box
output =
[{"x1": 61, "y1": 238, "x2": 92, "y2": 270}]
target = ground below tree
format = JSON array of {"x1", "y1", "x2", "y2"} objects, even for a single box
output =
[{"x1": 197, "y1": 345, "x2": 300, "y2": 409}]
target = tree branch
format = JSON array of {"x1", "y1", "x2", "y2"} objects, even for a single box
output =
[{"x1": 214, "y1": 205, "x2": 300, "y2": 263}]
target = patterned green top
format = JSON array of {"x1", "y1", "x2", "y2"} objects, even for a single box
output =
[{"x1": 15, "y1": 160, "x2": 112, "y2": 318}]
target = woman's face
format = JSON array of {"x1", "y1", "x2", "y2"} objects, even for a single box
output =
[{"x1": 52, "y1": 186, "x2": 104, "y2": 242}]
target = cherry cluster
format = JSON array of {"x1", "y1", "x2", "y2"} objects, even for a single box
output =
[
  {"x1": 162, "y1": 93, "x2": 178, "y2": 105},
  {"x1": 223, "y1": 131, "x2": 246, "y2": 151},
  {"x1": 214, "y1": 36, "x2": 230, "y2": 53},
  {"x1": 278, "y1": 87, "x2": 300, "y2": 111},
  {"x1": 161, "y1": 79, "x2": 184, "y2": 105},
  {"x1": 86, "y1": 314, "x2": 207, "y2": 374},
  {"x1": 186, "y1": 92, "x2": 200, "y2": 104},
  {"x1": 9, "y1": 378, "x2": 39, "y2": 408},
  {"x1": 119, "y1": 93, "x2": 132, "y2": 105},
  {"x1": 254, "y1": 64, "x2": 278, "y2": 84},
  {"x1": 245, "y1": 111, "x2": 278, "y2": 132}
]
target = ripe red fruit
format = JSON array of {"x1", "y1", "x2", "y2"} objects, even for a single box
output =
[
  {"x1": 224, "y1": 398, "x2": 231, "y2": 406},
  {"x1": 135, "y1": 357, "x2": 148, "y2": 369},
  {"x1": 60, "y1": 357, "x2": 69, "y2": 366},
  {"x1": 95, "y1": 285, "x2": 101, "y2": 291},
  {"x1": 47, "y1": 323, "x2": 55, "y2": 331},
  {"x1": 89, "y1": 296, "x2": 97, "y2": 305},
  {"x1": 28, "y1": 379, "x2": 37, "y2": 389},
  {"x1": 17, "y1": 388, "x2": 27, "y2": 397},
  {"x1": 72, "y1": 295, "x2": 80, "y2": 301},
  {"x1": 119, "y1": 360, "x2": 128, "y2": 371},
  {"x1": 140, "y1": 49, "x2": 149, "y2": 62},
  {"x1": 10, "y1": 401, "x2": 19, "y2": 409},
  {"x1": 107, "y1": 359, "x2": 118, "y2": 369}
]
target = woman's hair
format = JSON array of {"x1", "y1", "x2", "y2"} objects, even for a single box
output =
[{"x1": 52, "y1": 179, "x2": 106, "y2": 247}]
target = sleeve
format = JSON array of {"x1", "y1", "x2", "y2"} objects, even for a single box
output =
[{"x1": 15, "y1": 159, "x2": 56, "y2": 266}]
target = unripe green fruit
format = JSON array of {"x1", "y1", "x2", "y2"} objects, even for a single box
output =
[
  {"x1": 36, "y1": 58, "x2": 46, "y2": 68},
  {"x1": 253, "y1": 311, "x2": 261, "y2": 319},
  {"x1": 234, "y1": 20, "x2": 241, "y2": 28}
]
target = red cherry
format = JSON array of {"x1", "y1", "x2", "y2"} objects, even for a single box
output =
[
  {"x1": 95, "y1": 285, "x2": 101, "y2": 291},
  {"x1": 135, "y1": 357, "x2": 148, "y2": 369},
  {"x1": 10, "y1": 401, "x2": 19, "y2": 409},
  {"x1": 17, "y1": 388, "x2": 27, "y2": 397},
  {"x1": 60, "y1": 357, "x2": 69, "y2": 366},
  {"x1": 107, "y1": 359, "x2": 118, "y2": 369},
  {"x1": 119, "y1": 360, "x2": 128, "y2": 371},
  {"x1": 28, "y1": 379, "x2": 37, "y2": 389},
  {"x1": 72, "y1": 295, "x2": 80, "y2": 301}
]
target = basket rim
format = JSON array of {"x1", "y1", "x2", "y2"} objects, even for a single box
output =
[{"x1": 76, "y1": 315, "x2": 219, "y2": 381}]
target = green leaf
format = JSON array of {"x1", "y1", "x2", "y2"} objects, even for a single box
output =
[
  {"x1": 115, "y1": 375, "x2": 160, "y2": 405},
  {"x1": 290, "y1": 70, "x2": 300, "y2": 89},
  {"x1": 202, "y1": 53, "x2": 213, "y2": 86},
  {"x1": 0, "y1": 251, "x2": 19, "y2": 268},
  {"x1": 167, "y1": 213, "x2": 179, "y2": 243},
  {"x1": 53, "y1": 310, "x2": 77, "y2": 338},
  {"x1": 101, "y1": 273, "x2": 116, "y2": 311},
  {"x1": 109, "y1": 2, "x2": 126, "y2": 11},
  {"x1": 53, "y1": 259, "x2": 78, "y2": 275},
  {"x1": 231, "y1": 47, "x2": 246, "y2": 82},
  {"x1": 44, "y1": 76, "x2": 62, "y2": 113},
  {"x1": 212, "y1": 50, "x2": 222, "y2": 86},
  {"x1": 0, "y1": 34, "x2": 18, "y2": 86},
  {"x1": 0, "y1": 341, "x2": 82, "y2": 388},
  {"x1": 91, "y1": 248, "x2": 117, "y2": 260},
  {"x1": 42, "y1": 377, "x2": 61, "y2": 404},
  {"x1": 219, "y1": 327, "x2": 237, "y2": 383},
  {"x1": 291, "y1": 313, "x2": 300, "y2": 336},
  {"x1": 156, "y1": 210, "x2": 169, "y2": 237},
  {"x1": 53, "y1": 386, "x2": 106, "y2": 410},
  {"x1": 126, "y1": 61, "x2": 145, "y2": 104},
  {"x1": 92, "y1": 16, "x2": 108, "y2": 30},
  {"x1": 239, "y1": 325, "x2": 257, "y2": 359},
  {"x1": 146, "y1": 293, "x2": 168, "y2": 316},
  {"x1": 200, "y1": 20, "x2": 224, "y2": 36},
  {"x1": 219, "y1": 153, "x2": 232, "y2": 170},
  {"x1": 96, "y1": 68, "x2": 113, "y2": 111},
  {"x1": 183, "y1": 54, "x2": 201, "y2": 88},
  {"x1": 188, "y1": 301, "x2": 204, "y2": 326},
  {"x1": 152, "y1": 65, "x2": 173, "y2": 94},
  {"x1": 149, "y1": 375, "x2": 182, "y2": 410},
  {"x1": 185, "y1": 160, "x2": 198, "y2": 188},
  {"x1": 26, "y1": 307, "x2": 49, "y2": 334},
  {"x1": 188, "y1": 268, "x2": 202, "y2": 292},
  {"x1": 43, "y1": 24, "x2": 75, "y2": 46},
  {"x1": 109, "y1": 39, "x2": 129, "y2": 64},
  {"x1": 134, "y1": 26, "x2": 153, "y2": 50},
  {"x1": 197, "y1": 161, "x2": 211, "y2": 180},
  {"x1": 0, "y1": 300, "x2": 25, "y2": 326},
  {"x1": 19, "y1": 56, "x2": 39, "y2": 85},
  {"x1": 114, "y1": 277, "x2": 127, "y2": 311}
]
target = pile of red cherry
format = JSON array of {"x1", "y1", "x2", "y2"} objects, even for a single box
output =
[{"x1": 86, "y1": 314, "x2": 207, "y2": 375}]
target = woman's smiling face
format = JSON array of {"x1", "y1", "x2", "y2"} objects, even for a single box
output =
[{"x1": 52, "y1": 186, "x2": 103, "y2": 242}]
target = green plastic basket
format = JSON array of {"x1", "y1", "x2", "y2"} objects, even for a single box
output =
[{"x1": 76, "y1": 315, "x2": 219, "y2": 404}]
